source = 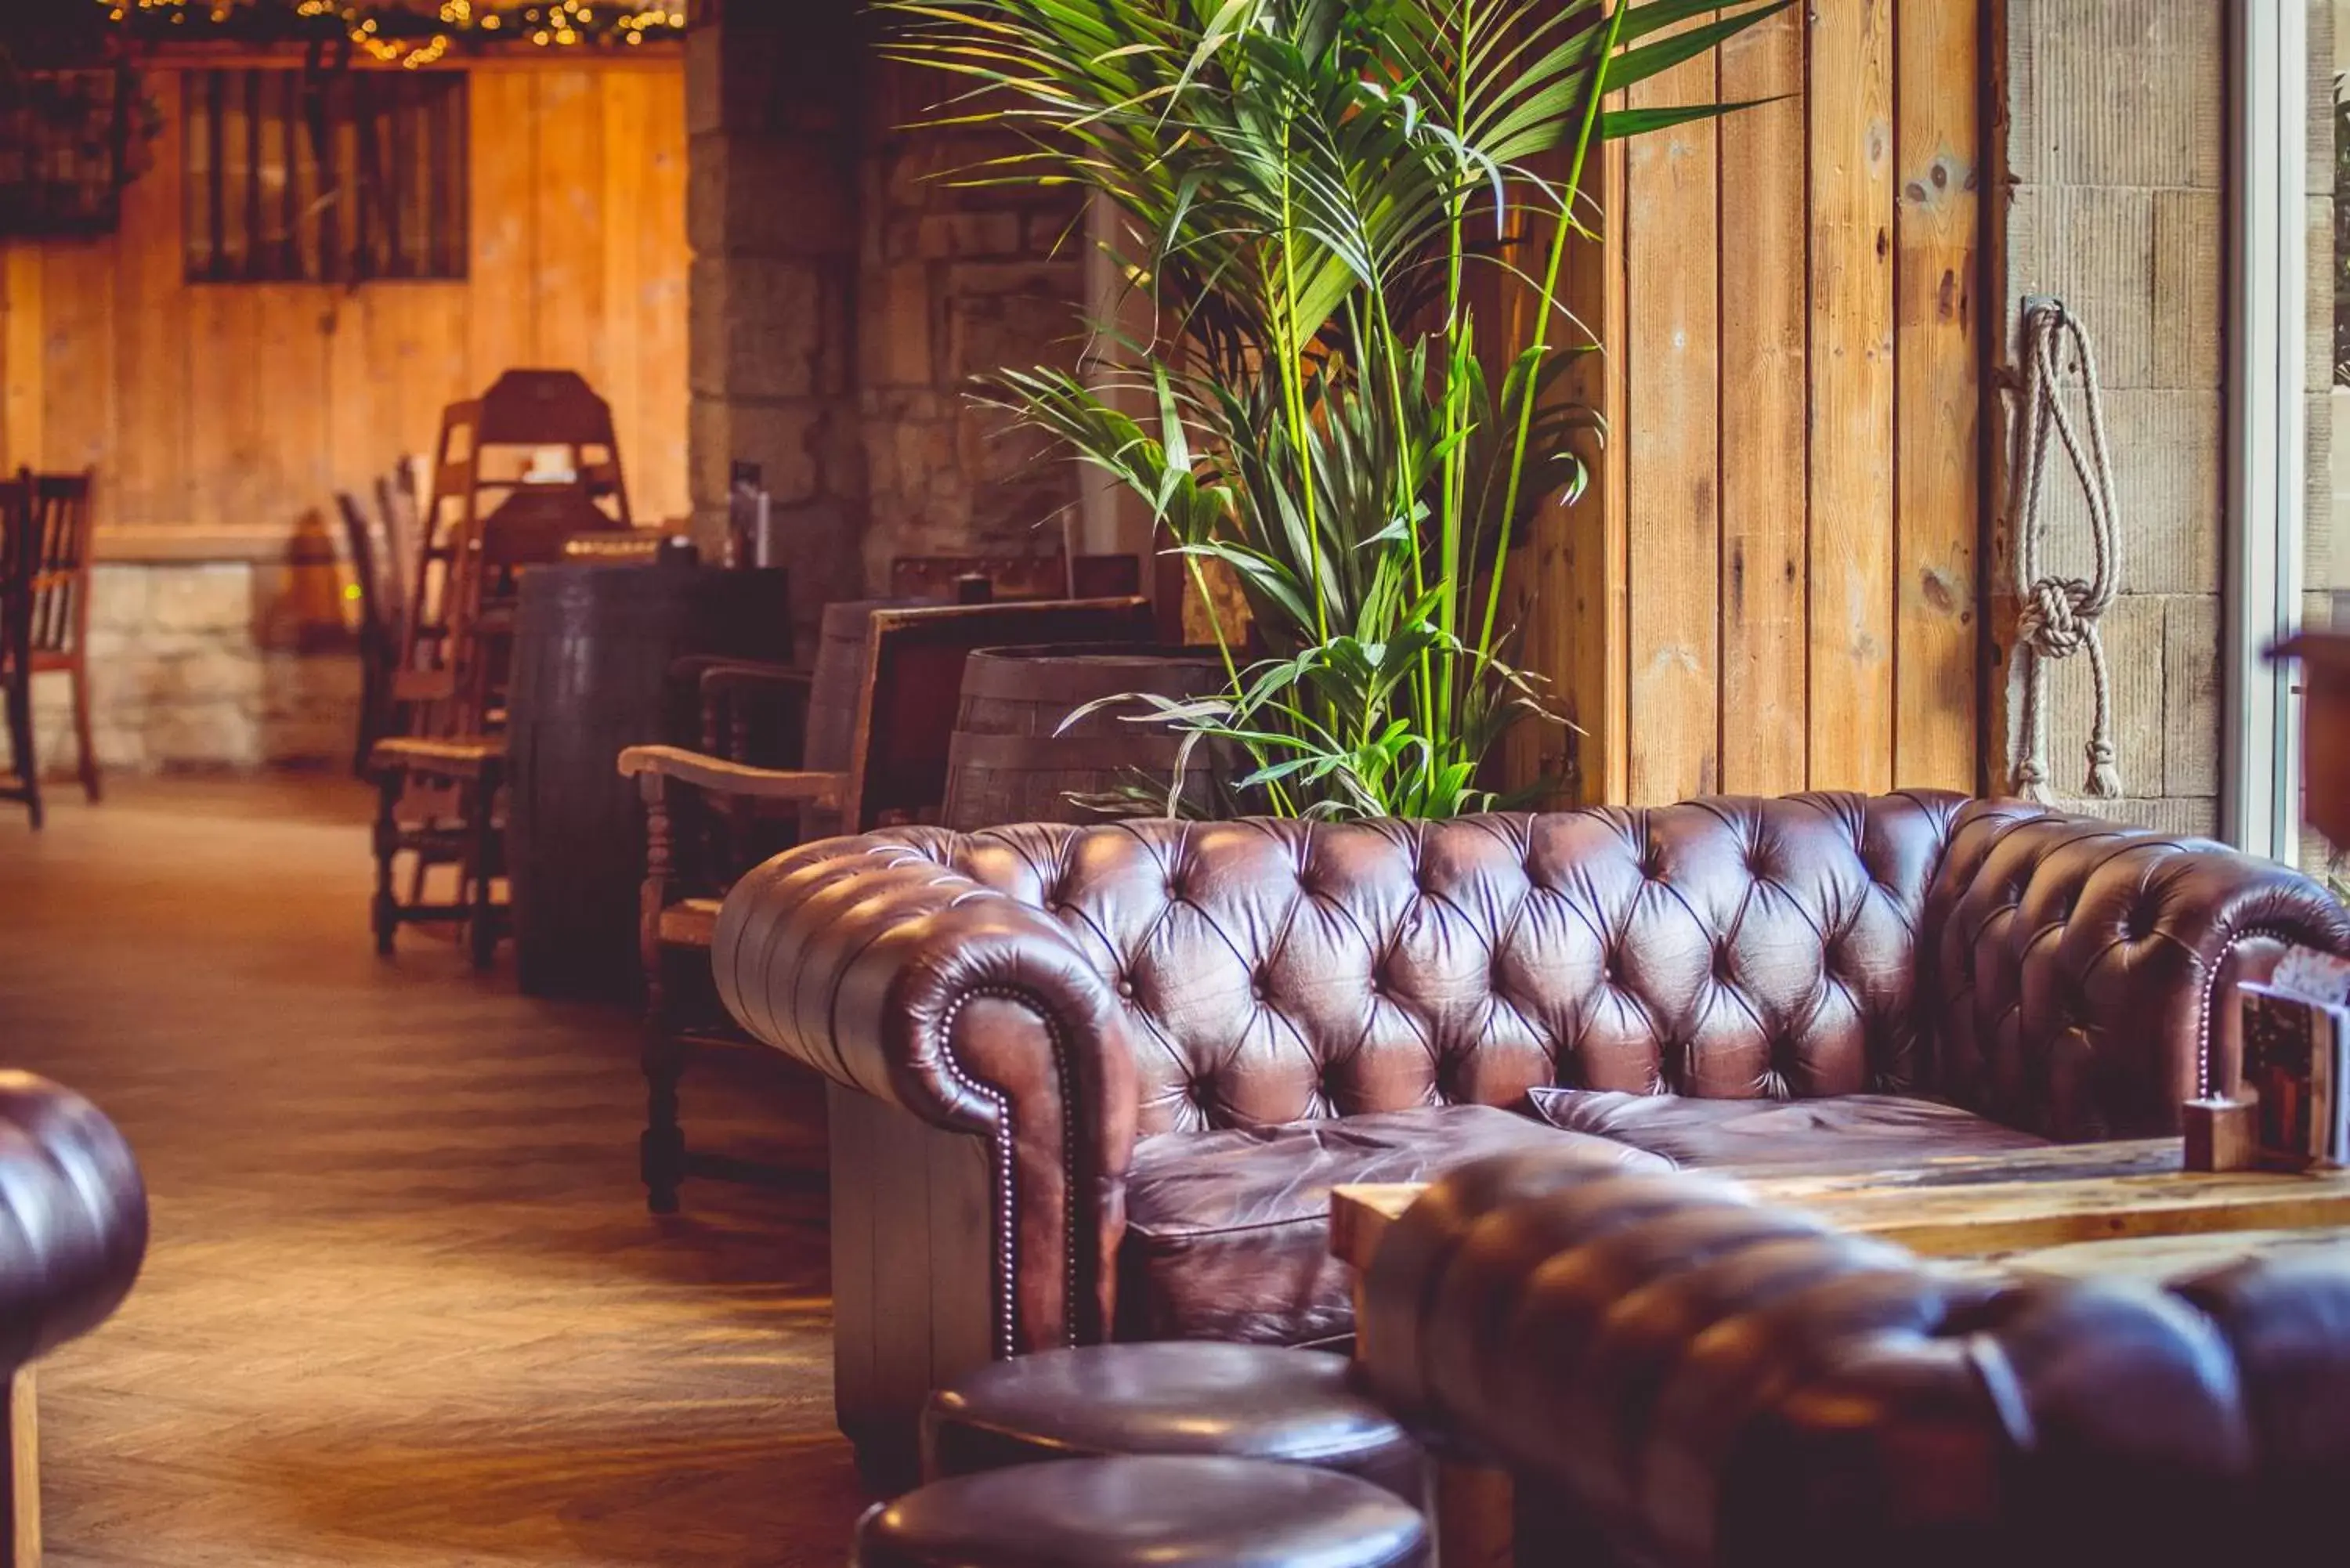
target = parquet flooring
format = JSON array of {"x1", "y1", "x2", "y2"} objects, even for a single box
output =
[{"x1": 0, "y1": 779, "x2": 866, "y2": 1566}]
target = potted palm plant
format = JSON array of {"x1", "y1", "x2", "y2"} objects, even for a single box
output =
[{"x1": 891, "y1": 0, "x2": 1781, "y2": 818}]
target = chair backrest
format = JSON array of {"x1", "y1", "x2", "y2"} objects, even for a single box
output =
[
  {"x1": 334, "y1": 490, "x2": 397, "y2": 649},
  {"x1": 9, "y1": 468, "x2": 96, "y2": 659},
  {"x1": 848, "y1": 597, "x2": 1156, "y2": 831},
  {"x1": 372, "y1": 457, "x2": 421, "y2": 628},
  {"x1": 0, "y1": 474, "x2": 31, "y2": 665},
  {"x1": 890, "y1": 553, "x2": 1145, "y2": 604}
]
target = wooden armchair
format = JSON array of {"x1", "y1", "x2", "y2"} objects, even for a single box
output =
[{"x1": 619, "y1": 595, "x2": 1156, "y2": 1213}]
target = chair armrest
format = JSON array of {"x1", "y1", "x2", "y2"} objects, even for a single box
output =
[
  {"x1": 368, "y1": 736, "x2": 503, "y2": 779},
  {"x1": 711, "y1": 833, "x2": 1140, "y2": 1350},
  {"x1": 694, "y1": 659, "x2": 813, "y2": 692},
  {"x1": 616, "y1": 744, "x2": 845, "y2": 807},
  {"x1": 0, "y1": 1071, "x2": 146, "y2": 1370},
  {"x1": 1925, "y1": 801, "x2": 2350, "y2": 1138}
]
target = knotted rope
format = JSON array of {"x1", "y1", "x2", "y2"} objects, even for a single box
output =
[{"x1": 2009, "y1": 301, "x2": 2124, "y2": 802}]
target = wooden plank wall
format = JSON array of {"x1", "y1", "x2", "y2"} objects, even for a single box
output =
[
  {"x1": 0, "y1": 55, "x2": 689, "y2": 561},
  {"x1": 1524, "y1": 0, "x2": 1985, "y2": 803}
]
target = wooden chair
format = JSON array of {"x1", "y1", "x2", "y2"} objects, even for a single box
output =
[
  {"x1": 0, "y1": 474, "x2": 34, "y2": 829},
  {"x1": 0, "y1": 468, "x2": 100, "y2": 827},
  {"x1": 890, "y1": 552, "x2": 1144, "y2": 604},
  {"x1": 369, "y1": 374, "x2": 634, "y2": 966},
  {"x1": 618, "y1": 594, "x2": 1157, "y2": 1213},
  {"x1": 336, "y1": 487, "x2": 405, "y2": 778}
]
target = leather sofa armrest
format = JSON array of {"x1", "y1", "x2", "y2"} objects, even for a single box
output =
[
  {"x1": 1925, "y1": 801, "x2": 2350, "y2": 1139},
  {"x1": 712, "y1": 833, "x2": 1140, "y2": 1349},
  {"x1": 0, "y1": 1071, "x2": 146, "y2": 1371}
]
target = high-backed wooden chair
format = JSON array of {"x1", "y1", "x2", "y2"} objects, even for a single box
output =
[
  {"x1": 0, "y1": 468, "x2": 100, "y2": 826},
  {"x1": 370, "y1": 371, "x2": 632, "y2": 966},
  {"x1": 890, "y1": 552, "x2": 1144, "y2": 603},
  {"x1": 337, "y1": 488, "x2": 405, "y2": 777},
  {"x1": 618, "y1": 595, "x2": 1157, "y2": 1212}
]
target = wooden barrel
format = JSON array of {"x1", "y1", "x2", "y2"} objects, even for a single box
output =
[
  {"x1": 505, "y1": 563, "x2": 794, "y2": 1000},
  {"x1": 942, "y1": 645, "x2": 1228, "y2": 830}
]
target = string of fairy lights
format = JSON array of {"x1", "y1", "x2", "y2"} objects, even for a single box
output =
[{"x1": 95, "y1": 0, "x2": 689, "y2": 65}]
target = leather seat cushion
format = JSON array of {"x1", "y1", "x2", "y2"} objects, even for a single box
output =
[
  {"x1": 855, "y1": 1454, "x2": 1430, "y2": 1568},
  {"x1": 923, "y1": 1342, "x2": 1423, "y2": 1500},
  {"x1": 1118, "y1": 1104, "x2": 1667, "y2": 1345},
  {"x1": 1524, "y1": 1087, "x2": 2049, "y2": 1173}
]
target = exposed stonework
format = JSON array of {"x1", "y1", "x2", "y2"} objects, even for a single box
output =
[
  {"x1": 689, "y1": 1, "x2": 1086, "y2": 651},
  {"x1": 855, "y1": 62, "x2": 1086, "y2": 583},
  {"x1": 2, "y1": 563, "x2": 360, "y2": 777},
  {"x1": 1999, "y1": 0, "x2": 2225, "y2": 825}
]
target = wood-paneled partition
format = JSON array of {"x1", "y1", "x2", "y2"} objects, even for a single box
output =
[
  {"x1": 1514, "y1": 0, "x2": 1986, "y2": 804},
  {"x1": 0, "y1": 52, "x2": 688, "y2": 562}
]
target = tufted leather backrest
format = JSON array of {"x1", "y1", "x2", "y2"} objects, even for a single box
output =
[
  {"x1": 875, "y1": 792, "x2": 1969, "y2": 1136},
  {"x1": 1919, "y1": 800, "x2": 2350, "y2": 1137}
]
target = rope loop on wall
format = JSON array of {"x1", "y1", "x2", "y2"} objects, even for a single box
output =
[{"x1": 2009, "y1": 298, "x2": 2124, "y2": 803}]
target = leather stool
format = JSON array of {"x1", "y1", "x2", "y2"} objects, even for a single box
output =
[
  {"x1": 921, "y1": 1341, "x2": 1423, "y2": 1499},
  {"x1": 855, "y1": 1454, "x2": 1430, "y2": 1568}
]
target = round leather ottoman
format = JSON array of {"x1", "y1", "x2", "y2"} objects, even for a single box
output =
[
  {"x1": 922, "y1": 1342, "x2": 1423, "y2": 1498},
  {"x1": 855, "y1": 1454, "x2": 1430, "y2": 1568}
]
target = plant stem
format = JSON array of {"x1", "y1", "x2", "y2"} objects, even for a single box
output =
[{"x1": 1478, "y1": 0, "x2": 1625, "y2": 663}]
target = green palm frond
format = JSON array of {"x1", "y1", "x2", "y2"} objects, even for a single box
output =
[{"x1": 893, "y1": 0, "x2": 1779, "y2": 818}]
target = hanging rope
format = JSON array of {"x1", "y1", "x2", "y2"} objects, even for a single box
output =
[{"x1": 2008, "y1": 300, "x2": 2125, "y2": 803}]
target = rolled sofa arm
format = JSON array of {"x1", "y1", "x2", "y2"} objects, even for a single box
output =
[
  {"x1": 1364, "y1": 1148, "x2": 2315, "y2": 1568},
  {"x1": 713, "y1": 831, "x2": 1140, "y2": 1350},
  {"x1": 1924, "y1": 801, "x2": 2350, "y2": 1139},
  {"x1": 0, "y1": 1071, "x2": 146, "y2": 1373}
]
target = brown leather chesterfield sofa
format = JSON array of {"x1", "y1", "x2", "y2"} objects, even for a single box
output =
[
  {"x1": 710, "y1": 791, "x2": 2350, "y2": 1463},
  {"x1": 0, "y1": 1068, "x2": 147, "y2": 1557},
  {"x1": 1361, "y1": 1146, "x2": 2350, "y2": 1568}
]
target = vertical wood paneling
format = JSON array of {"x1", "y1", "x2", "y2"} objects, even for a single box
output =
[
  {"x1": 1716, "y1": 5, "x2": 1810, "y2": 796},
  {"x1": 1526, "y1": 4, "x2": 1988, "y2": 808},
  {"x1": 1893, "y1": 0, "x2": 1982, "y2": 792},
  {"x1": 186, "y1": 284, "x2": 261, "y2": 535},
  {"x1": 530, "y1": 71, "x2": 607, "y2": 390},
  {"x1": 0, "y1": 56, "x2": 689, "y2": 556},
  {"x1": 255, "y1": 286, "x2": 333, "y2": 537},
  {"x1": 1804, "y1": 0, "x2": 1897, "y2": 793},
  {"x1": 38, "y1": 241, "x2": 117, "y2": 477},
  {"x1": 467, "y1": 70, "x2": 540, "y2": 393},
  {"x1": 634, "y1": 69, "x2": 691, "y2": 526},
  {"x1": 113, "y1": 73, "x2": 190, "y2": 532},
  {"x1": 1624, "y1": 41, "x2": 1722, "y2": 804},
  {"x1": 2, "y1": 247, "x2": 46, "y2": 470}
]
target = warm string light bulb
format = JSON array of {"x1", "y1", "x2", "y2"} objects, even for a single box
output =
[{"x1": 91, "y1": 0, "x2": 686, "y2": 55}]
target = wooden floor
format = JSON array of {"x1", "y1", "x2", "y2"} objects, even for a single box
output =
[{"x1": 0, "y1": 779, "x2": 866, "y2": 1566}]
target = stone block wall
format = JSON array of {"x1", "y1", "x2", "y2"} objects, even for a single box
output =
[
  {"x1": 855, "y1": 60, "x2": 1086, "y2": 583},
  {"x1": 2000, "y1": 0, "x2": 2225, "y2": 838},
  {"x1": 688, "y1": 2, "x2": 1087, "y2": 652},
  {"x1": 2, "y1": 562, "x2": 360, "y2": 777}
]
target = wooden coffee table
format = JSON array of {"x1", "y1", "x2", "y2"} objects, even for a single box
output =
[
  {"x1": 1331, "y1": 1137, "x2": 2350, "y2": 1282},
  {"x1": 1330, "y1": 1138, "x2": 2350, "y2": 1568}
]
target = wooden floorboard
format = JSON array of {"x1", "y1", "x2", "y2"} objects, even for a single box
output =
[{"x1": 0, "y1": 778, "x2": 864, "y2": 1566}]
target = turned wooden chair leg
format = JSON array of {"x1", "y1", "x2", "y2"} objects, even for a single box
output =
[
  {"x1": 466, "y1": 778, "x2": 498, "y2": 971},
  {"x1": 68, "y1": 664, "x2": 98, "y2": 804},
  {"x1": 638, "y1": 777, "x2": 685, "y2": 1213},
  {"x1": 371, "y1": 774, "x2": 402, "y2": 956},
  {"x1": 2, "y1": 1370, "x2": 41, "y2": 1568},
  {"x1": 642, "y1": 1017, "x2": 689, "y2": 1216},
  {"x1": 5, "y1": 673, "x2": 40, "y2": 833}
]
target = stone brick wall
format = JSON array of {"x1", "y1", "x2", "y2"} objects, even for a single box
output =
[
  {"x1": 2000, "y1": 0, "x2": 2225, "y2": 838},
  {"x1": 855, "y1": 58, "x2": 1086, "y2": 586},
  {"x1": 3, "y1": 563, "x2": 359, "y2": 777},
  {"x1": 687, "y1": 2, "x2": 1087, "y2": 651}
]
